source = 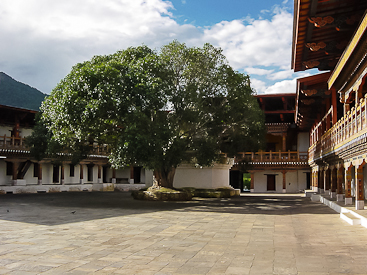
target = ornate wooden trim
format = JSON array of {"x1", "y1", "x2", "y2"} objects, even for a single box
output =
[
  {"x1": 301, "y1": 89, "x2": 318, "y2": 96},
  {"x1": 303, "y1": 60, "x2": 320, "y2": 69},
  {"x1": 308, "y1": 16, "x2": 334, "y2": 27},
  {"x1": 306, "y1": 42, "x2": 326, "y2": 52}
]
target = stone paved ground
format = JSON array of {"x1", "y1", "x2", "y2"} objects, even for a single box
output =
[{"x1": 0, "y1": 192, "x2": 367, "y2": 275}]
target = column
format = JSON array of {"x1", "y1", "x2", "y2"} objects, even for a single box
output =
[
  {"x1": 61, "y1": 164, "x2": 65, "y2": 185},
  {"x1": 112, "y1": 168, "x2": 116, "y2": 184},
  {"x1": 324, "y1": 168, "x2": 330, "y2": 195},
  {"x1": 355, "y1": 164, "x2": 364, "y2": 210},
  {"x1": 314, "y1": 170, "x2": 319, "y2": 192},
  {"x1": 330, "y1": 168, "x2": 337, "y2": 198},
  {"x1": 250, "y1": 172, "x2": 254, "y2": 192},
  {"x1": 282, "y1": 133, "x2": 286, "y2": 152},
  {"x1": 345, "y1": 166, "x2": 352, "y2": 205},
  {"x1": 98, "y1": 165, "x2": 102, "y2": 183},
  {"x1": 12, "y1": 161, "x2": 19, "y2": 186},
  {"x1": 129, "y1": 165, "x2": 134, "y2": 184},
  {"x1": 38, "y1": 163, "x2": 42, "y2": 185},
  {"x1": 282, "y1": 170, "x2": 286, "y2": 193},
  {"x1": 331, "y1": 88, "x2": 337, "y2": 125},
  {"x1": 319, "y1": 170, "x2": 324, "y2": 194},
  {"x1": 336, "y1": 166, "x2": 344, "y2": 201},
  {"x1": 79, "y1": 163, "x2": 84, "y2": 184}
]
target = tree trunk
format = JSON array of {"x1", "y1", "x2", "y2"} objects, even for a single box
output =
[{"x1": 154, "y1": 167, "x2": 176, "y2": 189}]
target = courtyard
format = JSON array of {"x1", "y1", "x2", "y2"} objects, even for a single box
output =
[{"x1": 0, "y1": 192, "x2": 367, "y2": 274}]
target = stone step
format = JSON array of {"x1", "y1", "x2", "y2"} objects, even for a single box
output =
[{"x1": 340, "y1": 212, "x2": 361, "y2": 225}]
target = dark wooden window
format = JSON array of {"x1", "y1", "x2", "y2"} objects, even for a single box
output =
[
  {"x1": 53, "y1": 165, "x2": 59, "y2": 183},
  {"x1": 87, "y1": 165, "x2": 93, "y2": 182},
  {"x1": 69, "y1": 164, "x2": 75, "y2": 177},
  {"x1": 33, "y1": 163, "x2": 39, "y2": 177},
  {"x1": 6, "y1": 162, "x2": 13, "y2": 176}
]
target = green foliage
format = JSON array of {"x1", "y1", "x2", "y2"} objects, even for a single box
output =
[
  {"x1": 40, "y1": 41, "x2": 265, "y2": 187},
  {"x1": 0, "y1": 72, "x2": 47, "y2": 110},
  {"x1": 243, "y1": 173, "x2": 251, "y2": 190}
]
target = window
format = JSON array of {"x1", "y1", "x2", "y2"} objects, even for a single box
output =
[
  {"x1": 53, "y1": 165, "x2": 59, "y2": 183},
  {"x1": 69, "y1": 164, "x2": 75, "y2": 177},
  {"x1": 6, "y1": 162, "x2": 13, "y2": 176},
  {"x1": 33, "y1": 163, "x2": 39, "y2": 177},
  {"x1": 87, "y1": 165, "x2": 93, "y2": 182}
]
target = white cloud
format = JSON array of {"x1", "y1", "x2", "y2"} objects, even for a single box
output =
[
  {"x1": 263, "y1": 78, "x2": 296, "y2": 94},
  {"x1": 202, "y1": 8, "x2": 293, "y2": 70},
  {"x1": 250, "y1": 79, "x2": 268, "y2": 94},
  {"x1": 0, "y1": 1, "x2": 299, "y2": 95},
  {"x1": 244, "y1": 67, "x2": 274, "y2": 76},
  {"x1": 267, "y1": 70, "x2": 294, "y2": 80}
]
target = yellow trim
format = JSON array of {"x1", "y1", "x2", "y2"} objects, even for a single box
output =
[{"x1": 328, "y1": 12, "x2": 367, "y2": 90}]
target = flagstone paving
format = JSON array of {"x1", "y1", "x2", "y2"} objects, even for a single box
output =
[{"x1": 0, "y1": 192, "x2": 367, "y2": 274}]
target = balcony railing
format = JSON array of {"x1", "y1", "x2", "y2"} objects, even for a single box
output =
[
  {"x1": 309, "y1": 94, "x2": 367, "y2": 162},
  {"x1": 0, "y1": 135, "x2": 26, "y2": 149},
  {"x1": 235, "y1": 150, "x2": 308, "y2": 164},
  {"x1": 0, "y1": 135, "x2": 109, "y2": 156}
]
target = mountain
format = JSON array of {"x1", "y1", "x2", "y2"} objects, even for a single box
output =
[{"x1": 0, "y1": 72, "x2": 47, "y2": 111}]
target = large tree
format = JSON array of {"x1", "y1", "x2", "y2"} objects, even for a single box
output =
[{"x1": 39, "y1": 41, "x2": 265, "y2": 188}]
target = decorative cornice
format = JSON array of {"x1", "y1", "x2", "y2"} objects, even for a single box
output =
[
  {"x1": 308, "y1": 16, "x2": 334, "y2": 27},
  {"x1": 301, "y1": 89, "x2": 318, "y2": 96}
]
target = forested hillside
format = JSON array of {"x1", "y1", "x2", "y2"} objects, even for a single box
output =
[{"x1": 0, "y1": 72, "x2": 47, "y2": 110}]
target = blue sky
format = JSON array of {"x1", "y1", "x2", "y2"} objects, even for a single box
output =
[
  {"x1": 0, "y1": 0, "x2": 313, "y2": 95},
  {"x1": 170, "y1": 0, "x2": 289, "y2": 26}
]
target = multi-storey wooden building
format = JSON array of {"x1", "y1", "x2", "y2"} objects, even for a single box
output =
[
  {"x1": 292, "y1": 0, "x2": 367, "y2": 209},
  {"x1": 0, "y1": 104, "x2": 152, "y2": 193},
  {"x1": 231, "y1": 93, "x2": 311, "y2": 193}
]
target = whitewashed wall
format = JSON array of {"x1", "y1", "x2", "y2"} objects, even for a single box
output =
[
  {"x1": 173, "y1": 163, "x2": 233, "y2": 189},
  {"x1": 297, "y1": 132, "x2": 309, "y2": 152},
  {"x1": 253, "y1": 169, "x2": 309, "y2": 193}
]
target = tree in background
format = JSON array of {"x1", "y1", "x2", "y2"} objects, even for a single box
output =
[{"x1": 38, "y1": 41, "x2": 265, "y2": 188}]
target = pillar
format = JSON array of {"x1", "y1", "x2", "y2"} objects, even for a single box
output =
[
  {"x1": 345, "y1": 166, "x2": 352, "y2": 205},
  {"x1": 319, "y1": 170, "x2": 324, "y2": 194},
  {"x1": 112, "y1": 168, "x2": 116, "y2": 184},
  {"x1": 314, "y1": 170, "x2": 319, "y2": 192},
  {"x1": 98, "y1": 165, "x2": 102, "y2": 183},
  {"x1": 331, "y1": 88, "x2": 337, "y2": 125},
  {"x1": 355, "y1": 164, "x2": 364, "y2": 210},
  {"x1": 38, "y1": 163, "x2": 42, "y2": 185},
  {"x1": 250, "y1": 172, "x2": 254, "y2": 192},
  {"x1": 282, "y1": 133, "x2": 286, "y2": 152},
  {"x1": 79, "y1": 163, "x2": 84, "y2": 184},
  {"x1": 12, "y1": 161, "x2": 18, "y2": 186},
  {"x1": 336, "y1": 166, "x2": 344, "y2": 201},
  {"x1": 282, "y1": 170, "x2": 286, "y2": 193},
  {"x1": 330, "y1": 168, "x2": 337, "y2": 198},
  {"x1": 324, "y1": 168, "x2": 330, "y2": 195},
  {"x1": 61, "y1": 164, "x2": 65, "y2": 185},
  {"x1": 129, "y1": 165, "x2": 134, "y2": 184}
]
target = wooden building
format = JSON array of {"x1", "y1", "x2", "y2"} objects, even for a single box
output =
[
  {"x1": 292, "y1": 0, "x2": 367, "y2": 209},
  {"x1": 231, "y1": 93, "x2": 311, "y2": 193},
  {"x1": 0, "y1": 104, "x2": 234, "y2": 193},
  {"x1": 0, "y1": 104, "x2": 151, "y2": 193}
]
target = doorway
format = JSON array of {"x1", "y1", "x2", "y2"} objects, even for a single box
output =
[{"x1": 267, "y1": 175, "x2": 276, "y2": 191}]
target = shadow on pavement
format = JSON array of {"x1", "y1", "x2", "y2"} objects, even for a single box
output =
[{"x1": 0, "y1": 192, "x2": 337, "y2": 226}]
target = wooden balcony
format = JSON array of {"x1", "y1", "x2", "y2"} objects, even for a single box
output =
[
  {"x1": 234, "y1": 151, "x2": 308, "y2": 168},
  {"x1": 0, "y1": 135, "x2": 109, "y2": 156},
  {"x1": 0, "y1": 135, "x2": 26, "y2": 150},
  {"x1": 309, "y1": 94, "x2": 367, "y2": 163}
]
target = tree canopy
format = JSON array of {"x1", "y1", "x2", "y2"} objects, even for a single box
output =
[{"x1": 37, "y1": 41, "x2": 265, "y2": 187}]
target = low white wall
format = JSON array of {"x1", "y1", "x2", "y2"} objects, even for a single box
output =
[
  {"x1": 253, "y1": 169, "x2": 309, "y2": 193},
  {"x1": 173, "y1": 163, "x2": 232, "y2": 189}
]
